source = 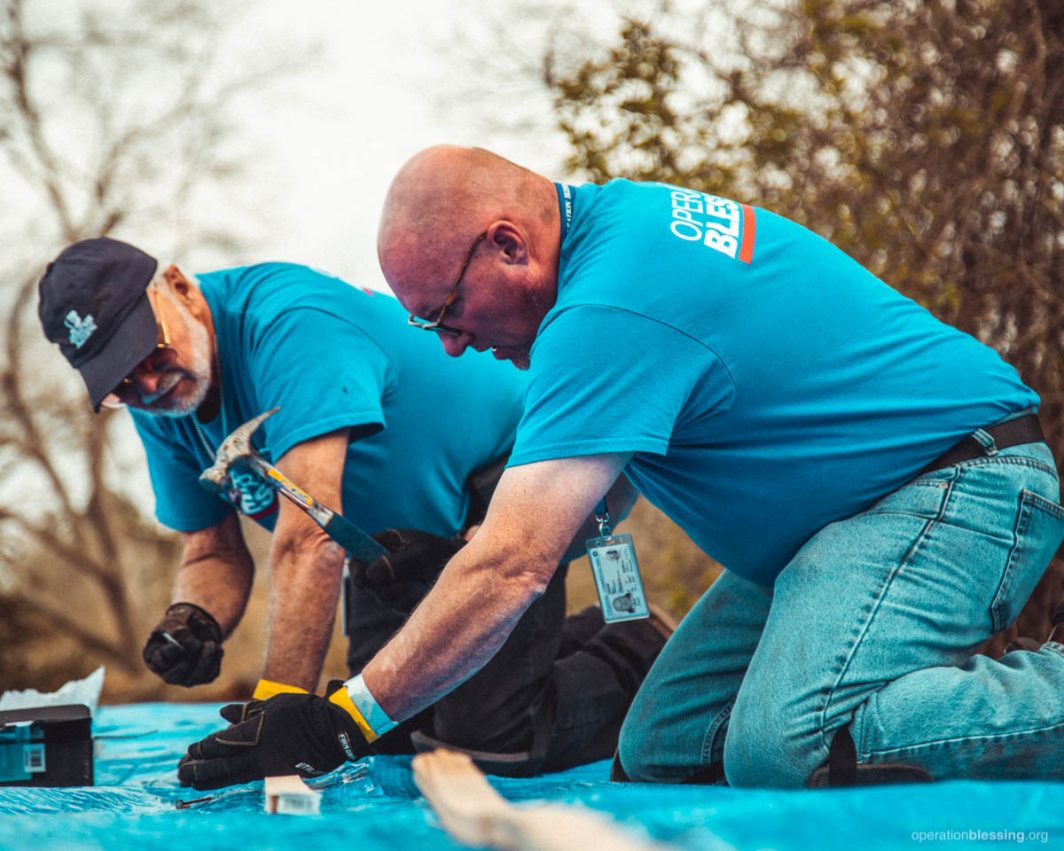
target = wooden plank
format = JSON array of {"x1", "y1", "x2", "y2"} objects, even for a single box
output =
[
  {"x1": 264, "y1": 774, "x2": 321, "y2": 815},
  {"x1": 412, "y1": 749, "x2": 671, "y2": 851}
]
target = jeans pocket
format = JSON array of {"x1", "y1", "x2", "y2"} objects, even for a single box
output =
[
  {"x1": 990, "y1": 490, "x2": 1064, "y2": 633},
  {"x1": 866, "y1": 477, "x2": 953, "y2": 519}
]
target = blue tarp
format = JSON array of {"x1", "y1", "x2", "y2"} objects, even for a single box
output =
[{"x1": 0, "y1": 703, "x2": 1062, "y2": 850}]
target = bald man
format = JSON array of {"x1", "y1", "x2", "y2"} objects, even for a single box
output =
[{"x1": 181, "y1": 146, "x2": 1064, "y2": 790}]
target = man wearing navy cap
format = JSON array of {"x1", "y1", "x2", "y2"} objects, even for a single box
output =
[{"x1": 38, "y1": 237, "x2": 670, "y2": 775}]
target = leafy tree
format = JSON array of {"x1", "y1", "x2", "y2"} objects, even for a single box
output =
[{"x1": 546, "y1": 0, "x2": 1064, "y2": 643}]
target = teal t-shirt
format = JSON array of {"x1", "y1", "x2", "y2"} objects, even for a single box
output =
[
  {"x1": 508, "y1": 180, "x2": 1038, "y2": 584},
  {"x1": 132, "y1": 263, "x2": 526, "y2": 537}
]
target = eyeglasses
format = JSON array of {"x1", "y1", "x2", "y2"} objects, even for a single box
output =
[
  {"x1": 100, "y1": 284, "x2": 171, "y2": 409},
  {"x1": 407, "y1": 232, "x2": 487, "y2": 337}
]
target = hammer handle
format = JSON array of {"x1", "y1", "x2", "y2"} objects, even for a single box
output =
[
  {"x1": 253, "y1": 461, "x2": 387, "y2": 562},
  {"x1": 322, "y1": 511, "x2": 387, "y2": 563}
]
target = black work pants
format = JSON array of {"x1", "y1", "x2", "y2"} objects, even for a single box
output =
[{"x1": 345, "y1": 564, "x2": 663, "y2": 775}]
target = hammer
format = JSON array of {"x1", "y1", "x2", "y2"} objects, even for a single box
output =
[{"x1": 199, "y1": 408, "x2": 386, "y2": 564}]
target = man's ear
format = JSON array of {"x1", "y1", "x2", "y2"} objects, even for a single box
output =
[
  {"x1": 163, "y1": 264, "x2": 192, "y2": 296},
  {"x1": 488, "y1": 222, "x2": 528, "y2": 265}
]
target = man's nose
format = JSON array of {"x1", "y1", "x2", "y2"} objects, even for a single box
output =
[
  {"x1": 441, "y1": 332, "x2": 473, "y2": 358},
  {"x1": 133, "y1": 369, "x2": 166, "y2": 396}
]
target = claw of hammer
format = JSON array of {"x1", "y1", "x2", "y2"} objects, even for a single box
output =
[
  {"x1": 198, "y1": 408, "x2": 386, "y2": 562},
  {"x1": 199, "y1": 408, "x2": 279, "y2": 495}
]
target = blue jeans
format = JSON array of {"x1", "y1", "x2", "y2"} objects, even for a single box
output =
[{"x1": 619, "y1": 438, "x2": 1064, "y2": 787}]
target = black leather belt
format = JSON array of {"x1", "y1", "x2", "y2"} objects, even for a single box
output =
[{"x1": 920, "y1": 413, "x2": 1046, "y2": 476}]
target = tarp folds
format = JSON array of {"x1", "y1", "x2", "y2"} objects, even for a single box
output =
[{"x1": 0, "y1": 703, "x2": 1060, "y2": 850}]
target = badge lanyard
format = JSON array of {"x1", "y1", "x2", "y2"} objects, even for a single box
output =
[
  {"x1": 585, "y1": 497, "x2": 649, "y2": 623},
  {"x1": 558, "y1": 186, "x2": 647, "y2": 621}
]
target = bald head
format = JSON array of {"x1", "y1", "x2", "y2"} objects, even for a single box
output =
[{"x1": 377, "y1": 145, "x2": 559, "y2": 311}]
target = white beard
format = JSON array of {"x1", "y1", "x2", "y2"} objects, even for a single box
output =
[{"x1": 147, "y1": 292, "x2": 213, "y2": 418}]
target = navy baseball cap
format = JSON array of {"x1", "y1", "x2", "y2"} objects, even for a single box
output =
[{"x1": 38, "y1": 237, "x2": 160, "y2": 411}]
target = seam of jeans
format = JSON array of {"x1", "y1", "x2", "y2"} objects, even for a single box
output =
[
  {"x1": 814, "y1": 545, "x2": 915, "y2": 753},
  {"x1": 1021, "y1": 489, "x2": 1064, "y2": 521},
  {"x1": 851, "y1": 690, "x2": 880, "y2": 762},
  {"x1": 992, "y1": 491, "x2": 1064, "y2": 632},
  {"x1": 990, "y1": 491, "x2": 1031, "y2": 633},
  {"x1": 926, "y1": 454, "x2": 1059, "y2": 477},
  {"x1": 864, "y1": 717, "x2": 1064, "y2": 759},
  {"x1": 817, "y1": 478, "x2": 953, "y2": 752},
  {"x1": 859, "y1": 648, "x2": 1064, "y2": 762},
  {"x1": 702, "y1": 702, "x2": 732, "y2": 766}
]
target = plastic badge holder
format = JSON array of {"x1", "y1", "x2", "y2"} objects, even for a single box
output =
[{"x1": 586, "y1": 532, "x2": 650, "y2": 623}]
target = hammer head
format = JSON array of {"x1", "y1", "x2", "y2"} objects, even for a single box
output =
[{"x1": 199, "y1": 407, "x2": 279, "y2": 495}]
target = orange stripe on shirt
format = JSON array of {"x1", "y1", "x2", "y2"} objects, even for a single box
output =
[{"x1": 739, "y1": 204, "x2": 757, "y2": 264}]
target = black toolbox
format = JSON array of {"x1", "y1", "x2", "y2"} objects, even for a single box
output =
[{"x1": 0, "y1": 704, "x2": 93, "y2": 787}]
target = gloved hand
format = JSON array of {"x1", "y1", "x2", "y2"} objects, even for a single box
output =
[
  {"x1": 142, "y1": 602, "x2": 223, "y2": 686},
  {"x1": 350, "y1": 528, "x2": 466, "y2": 610},
  {"x1": 177, "y1": 685, "x2": 372, "y2": 790}
]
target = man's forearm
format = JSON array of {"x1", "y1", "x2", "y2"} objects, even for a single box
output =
[
  {"x1": 260, "y1": 427, "x2": 354, "y2": 693},
  {"x1": 175, "y1": 521, "x2": 254, "y2": 638},
  {"x1": 262, "y1": 533, "x2": 346, "y2": 692},
  {"x1": 361, "y1": 535, "x2": 557, "y2": 722},
  {"x1": 358, "y1": 454, "x2": 629, "y2": 729}
]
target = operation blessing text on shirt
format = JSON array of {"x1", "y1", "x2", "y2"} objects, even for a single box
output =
[{"x1": 668, "y1": 187, "x2": 757, "y2": 264}]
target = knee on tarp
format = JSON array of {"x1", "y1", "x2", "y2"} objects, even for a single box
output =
[{"x1": 610, "y1": 752, "x2": 725, "y2": 785}]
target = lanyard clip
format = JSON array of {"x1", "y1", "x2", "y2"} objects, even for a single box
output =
[{"x1": 594, "y1": 498, "x2": 612, "y2": 539}]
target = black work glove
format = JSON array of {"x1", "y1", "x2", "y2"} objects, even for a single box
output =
[
  {"x1": 350, "y1": 528, "x2": 466, "y2": 610},
  {"x1": 177, "y1": 685, "x2": 371, "y2": 790},
  {"x1": 142, "y1": 602, "x2": 223, "y2": 686}
]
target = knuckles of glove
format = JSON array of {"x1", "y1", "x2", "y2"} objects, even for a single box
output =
[
  {"x1": 351, "y1": 528, "x2": 466, "y2": 592},
  {"x1": 142, "y1": 603, "x2": 224, "y2": 687},
  {"x1": 177, "y1": 692, "x2": 371, "y2": 790}
]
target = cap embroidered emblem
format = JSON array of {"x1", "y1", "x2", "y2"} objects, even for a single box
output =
[{"x1": 64, "y1": 310, "x2": 97, "y2": 349}]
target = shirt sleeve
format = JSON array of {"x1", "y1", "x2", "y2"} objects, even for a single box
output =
[
  {"x1": 242, "y1": 307, "x2": 394, "y2": 462},
  {"x1": 508, "y1": 305, "x2": 733, "y2": 467}
]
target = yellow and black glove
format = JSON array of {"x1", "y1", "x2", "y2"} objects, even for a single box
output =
[
  {"x1": 177, "y1": 683, "x2": 371, "y2": 790},
  {"x1": 251, "y1": 678, "x2": 309, "y2": 701}
]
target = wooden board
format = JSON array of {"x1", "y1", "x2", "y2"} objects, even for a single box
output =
[
  {"x1": 412, "y1": 749, "x2": 671, "y2": 851},
  {"x1": 264, "y1": 774, "x2": 321, "y2": 816}
]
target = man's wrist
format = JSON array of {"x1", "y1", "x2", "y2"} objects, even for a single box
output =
[
  {"x1": 166, "y1": 601, "x2": 218, "y2": 624},
  {"x1": 327, "y1": 674, "x2": 396, "y2": 743}
]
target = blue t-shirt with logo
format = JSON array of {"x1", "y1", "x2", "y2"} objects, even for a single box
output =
[
  {"x1": 132, "y1": 263, "x2": 526, "y2": 537},
  {"x1": 508, "y1": 180, "x2": 1038, "y2": 584}
]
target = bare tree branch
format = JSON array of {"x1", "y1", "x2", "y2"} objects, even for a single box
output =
[{"x1": 0, "y1": 0, "x2": 305, "y2": 692}]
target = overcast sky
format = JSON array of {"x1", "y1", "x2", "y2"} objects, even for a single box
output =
[
  {"x1": 205, "y1": 0, "x2": 622, "y2": 291},
  {"x1": 0, "y1": 0, "x2": 646, "y2": 512}
]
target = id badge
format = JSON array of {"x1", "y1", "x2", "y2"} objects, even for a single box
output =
[{"x1": 585, "y1": 532, "x2": 650, "y2": 623}]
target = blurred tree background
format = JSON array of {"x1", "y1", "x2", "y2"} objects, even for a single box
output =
[
  {"x1": 0, "y1": 0, "x2": 302, "y2": 698},
  {"x1": 549, "y1": 0, "x2": 1064, "y2": 649}
]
